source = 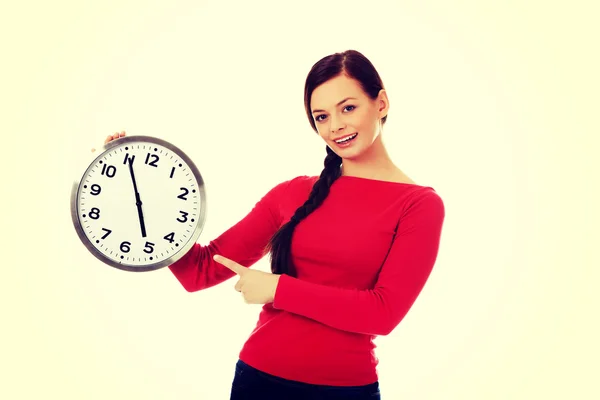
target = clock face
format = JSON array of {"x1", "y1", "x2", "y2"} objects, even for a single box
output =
[{"x1": 71, "y1": 136, "x2": 207, "y2": 272}]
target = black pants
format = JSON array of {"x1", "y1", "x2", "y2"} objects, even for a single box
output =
[{"x1": 229, "y1": 359, "x2": 381, "y2": 400}]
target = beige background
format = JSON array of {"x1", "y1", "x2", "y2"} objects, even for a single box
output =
[{"x1": 2, "y1": 0, "x2": 598, "y2": 398}]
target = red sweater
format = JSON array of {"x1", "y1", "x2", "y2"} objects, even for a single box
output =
[{"x1": 168, "y1": 175, "x2": 445, "y2": 386}]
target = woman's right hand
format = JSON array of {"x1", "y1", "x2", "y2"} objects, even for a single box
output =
[{"x1": 91, "y1": 131, "x2": 127, "y2": 153}]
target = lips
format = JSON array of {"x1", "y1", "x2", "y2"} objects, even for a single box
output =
[{"x1": 333, "y1": 133, "x2": 358, "y2": 144}]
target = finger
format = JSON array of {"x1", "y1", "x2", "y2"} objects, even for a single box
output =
[
  {"x1": 104, "y1": 135, "x2": 113, "y2": 144},
  {"x1": 213, "y1": 255, "x2": 245, "y2": 275},
  {"x1": 214, "y1": 255, "x2": 245, "y2": 275},
  {"x1": 119, "y1": 131, "x2": 126, "y2": 137}
]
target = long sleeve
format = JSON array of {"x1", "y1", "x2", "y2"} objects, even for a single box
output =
[
  {"x1": 272, "y1": 190, "x2": 445, "y2": 336},
  {"x1": 168, "y1": 178, "x2": 293, "y2": 292}
]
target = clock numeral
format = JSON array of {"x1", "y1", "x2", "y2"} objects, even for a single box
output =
[
  {"x1": 101, "y1": 228, "x2": 112, "y2": 239},
  {"x1": 123, "y1": 153, "x2": 135, "y2": 164},
  {"x1": 90, "y1": 184, "x2": 101, "y2": 196},
  {"x1": 145, "y1": 153, "x2": 159, "y2": 167},
  {"x1": 177, "y1": 187, "x2": 189, "y2": 200},
  {"x1": 177, "y1": 211, "x2": 188, "y2": 223},
  {"x1": 143, "y1": 242, "x2": 155, "y2": 254},
  {"x1": 120, "y1": 241, "x2": 131, "y2": 253},
  {"x1": 169, "y1": 167, "x2": 175, "y2": 178},
  {"x1": 164, "y1": 232, "x2": 175, "y2": 243},
  {"x1": 89, "y1": 207, "x2": 100, "y2": 220},
  {"x1": 101, "y1": 164, "x2": 117, "y2": 178}
]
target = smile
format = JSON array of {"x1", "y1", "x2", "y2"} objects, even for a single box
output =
[{"x1": 334, "y1": 133, "x2": 358, "y2": 144}]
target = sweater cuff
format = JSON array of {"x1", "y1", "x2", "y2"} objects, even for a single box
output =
[{"x1": 272, "y1": 273, "x2": 300, "y2": 311}]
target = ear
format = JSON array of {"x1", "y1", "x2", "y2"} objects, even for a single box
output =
[{"x1": 376, "y1": 89, "x2": 389, "y2": 118}]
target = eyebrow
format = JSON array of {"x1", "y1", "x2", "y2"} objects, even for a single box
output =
[{"x1": 312, "y1": 97, "x2": 357, "y2": 114}]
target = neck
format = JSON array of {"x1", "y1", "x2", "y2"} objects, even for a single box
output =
[{"x1": 340, "y1": 134, "x2": 399, "y2": 180}]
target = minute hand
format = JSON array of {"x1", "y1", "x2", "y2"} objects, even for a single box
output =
[{"x1": 128, "y1": 159, "x2": 147, "y2": 238}]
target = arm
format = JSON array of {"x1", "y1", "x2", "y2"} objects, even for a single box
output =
[
  {"x1": 272, "y1": 190, "x2": 445, "y2": 336},
  {"x1": 168, "y1": 178, "x2": 293, "y2": 292}
]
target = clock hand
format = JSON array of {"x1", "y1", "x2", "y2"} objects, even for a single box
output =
[{"x1": 127, "y1": 158, "x2": 147, "y2": 238}]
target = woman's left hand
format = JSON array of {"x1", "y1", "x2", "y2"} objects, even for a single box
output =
[{"x1": 213, "y1": 255, "x2": 281, "y2": 304}]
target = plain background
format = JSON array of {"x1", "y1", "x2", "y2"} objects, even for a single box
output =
[{"x1": 1, "y1": 0, "x2": 598, "y2": 398}]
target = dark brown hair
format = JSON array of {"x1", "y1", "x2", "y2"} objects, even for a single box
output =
[{"x1": 265, "y1": 49, "x2": 387, "y2": 276}]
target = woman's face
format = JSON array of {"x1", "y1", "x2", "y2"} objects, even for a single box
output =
[{"x1": 310, "y1": 74, "x2": 388, "y2": 160}]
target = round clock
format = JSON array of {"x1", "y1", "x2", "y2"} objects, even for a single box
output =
[{"x1": 70, "y1": 135, "x2": 207, "y2": 272}]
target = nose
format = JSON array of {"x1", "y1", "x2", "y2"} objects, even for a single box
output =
[{"x1": 330, "y1": 114, "x2": 346, "y2": 133}]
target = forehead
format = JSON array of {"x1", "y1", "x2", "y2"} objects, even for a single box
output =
[{"x1": 311, "y1": 74, "x2": 365, "y2": 110}]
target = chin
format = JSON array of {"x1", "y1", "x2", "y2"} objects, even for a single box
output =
[
  {"x1": 340, "y1": 141, "x2": 377, "y2": 161},
  {"x1": 336, "y1": 146, "x2": 365, "y2": 161}
]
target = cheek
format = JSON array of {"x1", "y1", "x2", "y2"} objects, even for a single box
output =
[
  {"x1": 316, "y1": 122, "x2": 329, "y2": 137},
  {"x1": 351, "y1": 111, "x2": 371, "y2": 131}
]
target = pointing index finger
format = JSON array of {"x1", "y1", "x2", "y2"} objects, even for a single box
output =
[{"x1": 213, "y1": 255, "x2": 245, "y2": 275}]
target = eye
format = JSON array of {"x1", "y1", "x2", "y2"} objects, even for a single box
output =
[
  {"x1": 315, "y1": 114, "x2": 327, "y2": 122},
  {"x1": 343, "y1": 105, "x2": 356, "y2": 112}
]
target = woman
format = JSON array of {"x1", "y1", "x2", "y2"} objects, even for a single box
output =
[{"x1": 98, "y1": 49, "x2": 445, "y2": 399}]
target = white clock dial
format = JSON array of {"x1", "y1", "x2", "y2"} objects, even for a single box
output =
[{"x1": 71, "y1": 136, "x2": 206, "y2": 271}]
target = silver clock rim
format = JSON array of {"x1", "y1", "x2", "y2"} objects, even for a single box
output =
[{"x1": 70, "y1": 135, "x2": 207, "y2": 272}]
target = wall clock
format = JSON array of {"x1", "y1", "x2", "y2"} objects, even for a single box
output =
[{"x1": 70, "y1": 135, "x2": 207, "y2": 272}]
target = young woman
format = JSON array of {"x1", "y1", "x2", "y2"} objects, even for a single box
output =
[{"x1": 97, "y1": 50, "x2": 445, "y2": 399}]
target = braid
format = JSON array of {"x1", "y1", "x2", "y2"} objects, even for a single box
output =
[{"x1": 266, "y1": 145, "x2": 342, "y2": 276}]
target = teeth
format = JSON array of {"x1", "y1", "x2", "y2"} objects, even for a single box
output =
[{"x1": 335, "y1": 133, "x2": 357, "y2": 143}]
